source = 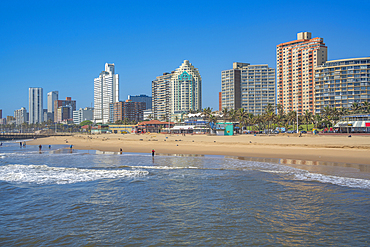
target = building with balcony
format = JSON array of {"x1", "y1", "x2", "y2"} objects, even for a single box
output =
[
  {"x1": 110, "y1": 100, "x2": 146, "y2": 123},
  {"x1": 152, "y1": 72, "x2": 172, "y2": 120},
  {"x1": 314, "y1": 57, "x2": 370, "y2": 113},
  {"x1": 221, "y1": 62, "x2": 275, "y2": 114},
  {"x1": 277, "y1": 32, "x2": 327, "y2": 114},
  {"x1": 73, "y1": 107, "x2": 94, "y2": 125},
  {"x1": 54, "y1": 97, "x2": 76, "y2": 122}
]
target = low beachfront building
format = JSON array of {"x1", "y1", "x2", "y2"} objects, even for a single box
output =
[{"x1": 334, "y1": 114, "x2": 370, "y2": 133}]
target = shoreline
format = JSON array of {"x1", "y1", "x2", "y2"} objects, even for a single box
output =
[{"x1": 26, "y1": 133, "x2": 370, "y2": 166}]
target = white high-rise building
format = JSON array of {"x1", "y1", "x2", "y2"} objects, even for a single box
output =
[
  {"x1": 47, "y1": 91, "x2": 58, "y2": 113},
  {"x1": 14, "y1": 107, "x2": 27, "y2": 125},
  {"x1": 171, "y1": 60, "x2": 202, "y2": 115},
  {"x1": 29, "y1": 87, "x2": 43, "y2": 124},
  {"x1": 94, "y1": 63, "x2": 119, "y2": 124}
]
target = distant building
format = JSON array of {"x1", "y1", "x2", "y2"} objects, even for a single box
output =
[
  {"x1": 73, "y1": 107, "x2": 94, "y2": 125},
  {"x1": 277, "y1": 32, "x2": 328, "y2": 114},
  {"x1": 94, "y1": 63, "x2": 119, "y2": 124},
  {"x1": 56, "y1": 106, "x2": 72, "y2": 123},
  {"x1": 14, "y1": 107, "x2": 27, "y2": 125},
  {"x1": 110, "y1": 100, "x2": 146, "y2": 123},
  {"x1": 314, "y1": 57, "x2": 370, "y2": 113},
  {"x1": 221, "y1": 62, "x2": 275, "y2": 115},
  {"x1": 47, "y1": 91, "x2": 58, "y2": 113},
  {"x1": 29, "y1": 87, "x2": 43, "y2": 124},
  {"x1": 128, "y1": 94, "x2": 152, "y2": 110},
  {"x1": 152, "y1": 72, "x2": 172, "y2": 121},
  {"x1": 0, "y1": 118, "x2": 5, "y2": 125},
  {"x1": 0, "y1": 109, "x2": 2, "y2": 119},
  {"x1": 54, "y1": 97, "x2": 76, "y2": 122}
]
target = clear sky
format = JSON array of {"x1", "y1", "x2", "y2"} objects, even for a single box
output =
[{"x1": 1, "y1": 0, "x2": 370, "y2": 117}]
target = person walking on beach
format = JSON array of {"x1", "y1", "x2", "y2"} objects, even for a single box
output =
[
  {"x1": 120, "y1": 148, "x2": 122, "y2": 154},
  {"x1": 20, "y1": 142, "x2": 22, "y2": 147},
  {"x1": 152, "y1": 149, "x2": 155, "y2": 156},
  {"x1": 39, "y1": 145, "x2": 42, "y2": 151}
]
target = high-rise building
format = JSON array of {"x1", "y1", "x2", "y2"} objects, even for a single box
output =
[
  {"x1": 73, "y1": 107, "x2": 94, "y2": 125},
  {"x1": 0, "y1": 109, "x2": 2, "y2": 119},
  {"x1": 221, "y1": 62, "x2": 249, "y2": 110},
  {"x1": 110, "y1": 100, "x2": 146, "y2": 123},
  {"x1": 277, "y1": 32, "x2": 327, "y2": 114},
  {"x1": 152, "y1": 72, "x2": 172, "y2": 120},
  {"x1": 14, "y1": 107, "x2": 27, "y2": 125},
  {"x1": 29, "y1": 87, "x2": 43, "y2": 124},
  {"x1": 47, "y1": 91, "x2": 59, "y2": 113},
  {"x1": 94, "y1": 63, "x2": 119, "y2": 124},
  {"x1": 171, "y1": 60, "x2": 202, "y2": 115},
  {"x1": 314, "y1": 57, "x2": 370, "y2": 113},
  {"x1": 54, "y1": 97, "x2": 76, "y2": 122},
  {"x1": 221, "y1": 62, "x2": 275, "y2": 114},
  {"x1": 128, "y1": 94, "x2": 152, "y2": 110}
]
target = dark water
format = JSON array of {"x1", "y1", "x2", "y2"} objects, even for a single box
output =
[{"x1": 1, "y1": 141, "x2": 370, "y2": 246}]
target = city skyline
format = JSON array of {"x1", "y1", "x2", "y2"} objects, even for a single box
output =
[{"x1": 1, "y1": 1, "x2": 370, "y2": 117}]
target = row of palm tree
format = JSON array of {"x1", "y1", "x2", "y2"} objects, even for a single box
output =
[{"x1": 201, "y1": 100, "x2": 370, "y2": 132}]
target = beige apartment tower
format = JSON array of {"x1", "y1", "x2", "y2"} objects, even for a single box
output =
[{"x1": 276, "y1": 32, "x2": 327, "y2": 114}]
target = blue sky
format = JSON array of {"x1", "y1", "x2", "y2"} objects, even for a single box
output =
[{"x1": 1, "y1": 0, "x2": 370, "y2": 117}]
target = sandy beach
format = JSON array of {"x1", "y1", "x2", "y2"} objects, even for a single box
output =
[{"x1": 28, "y1": 133, "x2": 370, "y2": 167}]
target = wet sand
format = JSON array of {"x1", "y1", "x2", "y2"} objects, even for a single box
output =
[{"x1": 28, "y1": 133, "x2": 370, "y2": 167}]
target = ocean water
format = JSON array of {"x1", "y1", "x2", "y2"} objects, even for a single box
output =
[{"x1": 0, "y1": 141, "x2": 370, "y2": 246}]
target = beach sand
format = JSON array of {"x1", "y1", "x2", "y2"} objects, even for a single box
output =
[{"x1": 28, "y1": 133, "x2": 370, "y2": 167}]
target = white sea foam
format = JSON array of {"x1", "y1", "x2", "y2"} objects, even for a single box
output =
[
  {"x1": 293, "y1": 172, "x2": 370, "y2": 189},
  {"x1": 128, "y1": 165, "x2": 199, "y2": 170},
  {"x1": 0, "y1": 164, "x2": 149, "y2": 184}
]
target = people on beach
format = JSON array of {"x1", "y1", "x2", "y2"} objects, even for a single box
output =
[
  {"x1": 39, "y1": 145, "x2": 42, "y2": 151},
  {"x1": 152, "y1": 149, "x2": 155, "y2": 156},
  {"x1": 49, "y1": 145, "x2": 51, "y2": 149},
  {"x1": 120, "y1": 148, "x2": 122, "y2": 154},
  {"x1": 20, "y1": 142, "x2": 22, "y2": 147},
  {"x1": 23, "y1": 142, "x2": 26, "y2": 147},
  {"x1": 0, "y1": 142, "x2": 2, "y2": 146}
]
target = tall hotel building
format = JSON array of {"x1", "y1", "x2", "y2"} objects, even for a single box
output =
[
  {"x1": 171, "y1": 60, "x2": 202, "y2": 115},
  {"x1": 29, "y1": 87, "x2": 43, "y2": 124},
  {"x1": 47, "y1": 91, "x2": 58, "y2": 113},
  {"x1": 94, "y1": 63, "x2": 119, "y2": 124},
  {"x1": 152, "y1": 72, "x2": 172, "y2": 120},
  {"x1": 221, "y1": 62, "x2": 275, "y2": 114},
  {"x1": 152, "y1": 60, "x2": 202, "y2": 120},
  {"x1": 314, "y1": 57, "x2": 370, "y2": 113},
  {"x1": 276, "y1": 32, "x2": 327, "y2": 114}
]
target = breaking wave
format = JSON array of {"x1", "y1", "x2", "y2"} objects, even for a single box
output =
[{"x1": 0, "y1": 164, "x2": 149, "y2": 184}]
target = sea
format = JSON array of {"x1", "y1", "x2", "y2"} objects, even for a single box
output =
[{"x1": 0, "y1": 140, "x2": 370, "y2": 246}]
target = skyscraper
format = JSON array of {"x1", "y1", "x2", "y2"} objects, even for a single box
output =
[
  {"x1": 152, "y1": 72, "x2": 172, "y2": 120},
  {"x1": 276, "y1": 32, "x2": 327, "y2": 114},
  {"x1": 221, "y1": 62, "x2": 275, "y2": 115},
  {"x1": 29, "y1": 87, "x2": 43, "y2": 124},
  {"x1": 47, "y1": 91, "x2": 59, "y2": 113},
  {"x1": 94, "y1": 63, "x2": 119, "y2": 124},
  {"x1": 171, "y1": 60, "x2": 202, "y2": 115}
]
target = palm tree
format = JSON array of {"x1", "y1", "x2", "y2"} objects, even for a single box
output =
[
  {"x1": 287, "y1": 111, "x2": 297, "y2": 132},
  {"x1": 229, "y1": 109, "x2": 237, "y2": 122},
  {"x1": 362, "y1": 101, "x2": 369, "y2": 113},
  {"x1": 209, "y1": 114, "x2": 218, "y2": 133},
  {"x1": 351, "y1": 102, "x2": 360, "y2": 114},
  {"x1": 222, "y1": 108, "x2": 229, "y2": 122},
  {"x1": 303, "y1": 110, "x2": 313, "y2": 131}
]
